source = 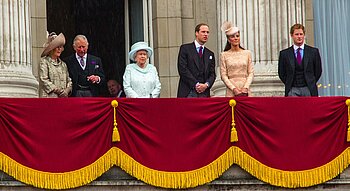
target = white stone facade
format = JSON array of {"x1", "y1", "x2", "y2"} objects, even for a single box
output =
[{"x1": 0, "y1": 0, "x2": 38, "y2": 97}]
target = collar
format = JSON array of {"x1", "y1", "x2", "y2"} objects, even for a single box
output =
[
  {"x1": 117, "y1": 90, "x2": 123, "y2": 98},
  {"x1": 194, "y1": 40, "x2": 205, "y2": 49},
  {"x1": 293, "y1": 44, "x2": 305, "y2": 51},
  {"x1": 75, "y1": 53, "x2": 87, "y2": 60}
]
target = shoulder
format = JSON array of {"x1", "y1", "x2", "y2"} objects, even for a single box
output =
[
  {"x1": 63, "y1": 54, "x2": 75, "y2": 63},
  {"x1": 183, "y1": 42, "x2": 194, "y2": 47},
  {"x1": 280, "y1": 46, "x2": 293, "y2": 54},
  {"x1": 88, "y1": 54, "x2": 101, "y2": 61},
  {"x1": 180, "y1": 42, "x2": 194, "y2": 50},
  {"x1": 40, "y1": 56, "x2": 50, "y2": 65},
  {"x1": 147, "y1": 64, "x2": 157, "y2": 71},
  {"x1": 60, "y1": 59, "x2": 68, "y2": 67},
  {"x1": 125, "y1": 63, "x2": 136, "y2": 70},
  {"x1": 220, "y1": 51, "x2": 228, "y2": 58},
  {"x1": 243, "y1": 49, "x2": 251, "y2": 55},
  {"x1": 205, "y1": 47, "x2": 214, "y2": 54},
  {"x1": 305, "y1": 44, "x2": 319, "y2": 52},
  {"x1": 40, "y1": 56, "x2": 48, "y2": 62}
]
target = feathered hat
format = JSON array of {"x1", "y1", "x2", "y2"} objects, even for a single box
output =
[
  {"x1": 221, "y1": 21, "x2": 239, "y2": 36},
  {"x1": 41, "y1": 32, "x2": 65, "y2": 57}
]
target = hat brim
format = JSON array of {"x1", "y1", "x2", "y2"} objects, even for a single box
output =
[
  {"x1": 41, "y1": 33, "x2": 66, "y2": 57},
  {"x1": 128, "y1": 47, "x2": 153, "y2": 62}
]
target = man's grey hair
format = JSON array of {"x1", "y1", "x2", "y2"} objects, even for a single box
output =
[{"x1": 73, "y1": 35, "x2": 89, "y2": 46}]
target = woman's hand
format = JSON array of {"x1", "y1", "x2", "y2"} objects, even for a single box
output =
[
  {"x1": 241, "y1": 88, "x2": 248, "y2": 93},
  {"x1": 233, "y1": 88, "x2": 241, "y2": 96}
]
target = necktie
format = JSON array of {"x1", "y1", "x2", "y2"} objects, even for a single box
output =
[
  {"x1": 296, "y1": 48, "x2": 302, "y2": 65},
  {"x1": 79, "y1": 56, "x2": 85, "y2": 68},
  {"x1": 198, "y1": 46, "x2": 203, "y2": 58}
]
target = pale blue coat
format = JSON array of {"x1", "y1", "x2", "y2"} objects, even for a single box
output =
[{"x1": 123, "y1": 63, "x2": 161, "y2": 98}]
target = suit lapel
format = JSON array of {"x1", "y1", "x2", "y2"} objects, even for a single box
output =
[
  {"x1": 190, "y1": 43, "x2": 200, "y2": 69},
  {"x1": 203, "y1": 48, "x2": 209, "y2": 73},
  {"x1": 86, "y1": 55, "x2": 94, "y2": 72},
  {"x1": 71, "y1": 55, "x2": 80, "y2": 73},
  {"x1": 303, "y1": 45, "x2": 309, "y2": 70},
  {"x1": 287, "y1": 46, "x2": 296, "y2": 71}
]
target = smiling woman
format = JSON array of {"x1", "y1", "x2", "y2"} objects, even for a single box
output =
[
  {"x1": 123, "y1": 42, "x2": 161, "y2": 98},
  {"x1": 39, "y1": 32, "x2": 72, "y2": 98}
]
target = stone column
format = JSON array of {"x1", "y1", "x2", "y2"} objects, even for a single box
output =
[
  {"x1": 0, "y1": 0, "x2": 38, "y2": 97},
  {"x1": 212, "y1": 0, "x2": 305, "y2": 96}
]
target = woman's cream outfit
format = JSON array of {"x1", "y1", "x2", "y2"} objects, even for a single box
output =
[
  {"x1": 39, "y1": 56, "x2": 72, "y2": 97},
  {"x1": 220, "y1": 49, "x2": 254, "y2": 97}
]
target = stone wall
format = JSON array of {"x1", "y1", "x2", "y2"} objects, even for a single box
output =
[{"x1": 1, "y1": 166, "x2": 350, "y2": 190}]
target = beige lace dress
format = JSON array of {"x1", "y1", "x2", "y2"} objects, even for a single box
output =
[{"x1": 220, "y1": 49, "x2": 254, "y2": 97}]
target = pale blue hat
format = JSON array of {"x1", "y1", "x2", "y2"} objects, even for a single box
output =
[{"x1": 128, "y1": 42, "x2": 153, "y2": 62}]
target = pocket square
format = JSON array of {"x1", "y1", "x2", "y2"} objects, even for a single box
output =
[
  {"x1": 209, "y1": 56, "x2": 212, "y2": 60},
  {"x1": 95, "y1": 65, "x2": 99, "y2": 69}
]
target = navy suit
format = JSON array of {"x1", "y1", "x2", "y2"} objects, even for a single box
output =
[
  {"x1": 64, "y1": 54, "x2": 105, "y2": 97},
  {"x1": 177, "y1": 42, "x2": 216, "y2": 97},
  {"x1": 278, "y1": 44, "x2": 322, "y2": 96}
]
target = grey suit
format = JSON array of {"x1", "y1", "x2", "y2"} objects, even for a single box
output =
[{"x1": 278, "y1": 44, "x2": 322, "y2": 96}]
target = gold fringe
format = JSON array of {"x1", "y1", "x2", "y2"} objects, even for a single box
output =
[
  {"x1": 1, "y1": 147, "x2": 350, "y2": 189},
  {"x1": 346, "y1": 99, "x2": 350, "y2": 142},
  {"x1": 114, "y1": 147, "x2": 234, "y2": 189},
  {"x1": 111, "y1": 100, "x2": 120, "y2": 142},
  {"x1": 229, "y1": 99, "x2": 238, "y2": 142},
  {"x1": 0, "y1": 149, "x2": 116, "y2": 190},
  {"x1": 231, "y1": 146, "x2": 350, "y2": 188}
]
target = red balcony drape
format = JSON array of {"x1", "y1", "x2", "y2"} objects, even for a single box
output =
[{"x1": 0, "y1": 97, "x2": 349, "y2": 189}]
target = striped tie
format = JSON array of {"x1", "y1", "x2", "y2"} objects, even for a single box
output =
[{"x1": 79, "y1": 56, "x2": 85, "y2": 68}]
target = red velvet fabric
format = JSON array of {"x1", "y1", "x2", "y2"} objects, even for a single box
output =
[
  {"x1": 0, "y1": 97, "x2": 349, "y2": 173},
  {"x1": 233, "y1": 97, "x2": 349, "y2": 170},
  {"x1": 0, "y1": 98, "x2": 113, "y2": 172},
  {"x1": 115, "y1": 98, "x2": 231, "y2": 171}
]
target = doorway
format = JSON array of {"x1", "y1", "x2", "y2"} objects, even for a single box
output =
[{"x1": 47, "y1": 0, "x2": 126, "y2": 96}]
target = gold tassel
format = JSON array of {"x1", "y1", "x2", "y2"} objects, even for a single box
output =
[
  {"x1": 229, "y1": 99, "x2": 238, "y2": 142},
  {"x1": 112, "y1": 127, "x2": 120, "y2": 142},
  {"x1": 231, "y1": 125, "x2": 238, "y2": 142},
  {"x1": 111, "y1": 100, "x2": 120, "y2": 142},
  {"x1": 346, "y1": 99, "x2": 350, "y2": 142}
]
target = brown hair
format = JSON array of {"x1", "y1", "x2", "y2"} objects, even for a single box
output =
[
  {"x1": 290, "y1": 24, "x2": 305, "y2": 35},
  {"x1": 223, "y1": 32, "x2": 245, "y2": 51},
  {"x1": 195, "y1": 23, "x2": 209, "y2": 33}
]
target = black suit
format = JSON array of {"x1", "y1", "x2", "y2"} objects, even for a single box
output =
[
  {"x1": 278, "y1": 44, "x2": 322, "y2": 96},
  {"x1": 64, "y1": 54, "x2": 105, "y2": 97},
  {"x1": 177, "y1": 42, "x2": 216, "y2": 97}
]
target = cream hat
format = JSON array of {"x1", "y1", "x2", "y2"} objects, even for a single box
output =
[
  {"x1": 41, "y1": 32, "x2": 65, "y2": 57},
  {"x1": 128, "y1": 42, "x2": 153, "y2": 62},
  {"x1": 221, "y1": 21, "x2": 239, "y2": 36}
]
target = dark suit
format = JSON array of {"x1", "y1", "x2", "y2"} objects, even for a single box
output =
[
  {"x1": 110, "y1": 90, "x2": 126, "y2": 98},
  {"x1": 177, "y1": 42, "x2": 216, "y2": 97},
  {"x1": 278, "y1": 44, "x2": 322, "y2": 96},
  {"x1": 64, "y1": 54, "x2": 105, "y2": 97}
]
